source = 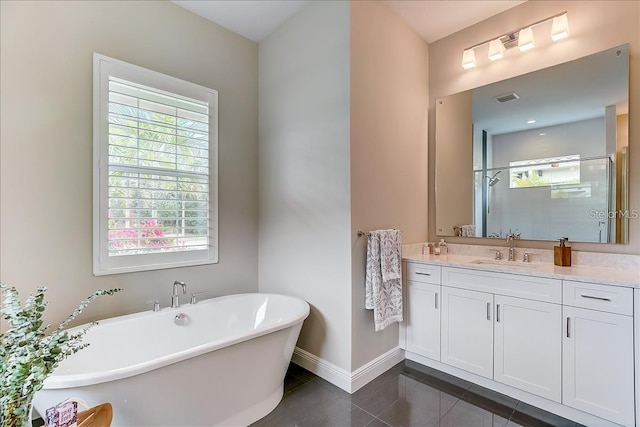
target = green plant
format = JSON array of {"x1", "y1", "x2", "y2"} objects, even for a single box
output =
[{"x1": 0, "y1": 284, "x2": 121, "y2": 427}]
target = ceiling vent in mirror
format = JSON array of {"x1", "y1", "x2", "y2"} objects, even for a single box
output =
[{"x1": 495, "y1": 92, "x2": 520, "y2": 103}]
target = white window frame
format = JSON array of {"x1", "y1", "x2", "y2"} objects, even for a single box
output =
[
  {"x1": 509, "y1": 155, "x2": 581, "y2": 189},
  {"x1": 93, "y1": 53, "x2": 218, "y2": 275}
]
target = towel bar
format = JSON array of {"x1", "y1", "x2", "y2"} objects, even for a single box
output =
[{"x1": 357, "y1": 229, "x2": 399, "y2": 237}]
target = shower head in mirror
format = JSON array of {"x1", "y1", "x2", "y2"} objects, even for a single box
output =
[{"x1": 485, "y1": 170, "x2": 502, "y2": 187}]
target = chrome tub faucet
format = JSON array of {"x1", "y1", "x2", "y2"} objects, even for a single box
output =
[{"x1": 172, "y1": 281, "x2": 187, "y2": 308}]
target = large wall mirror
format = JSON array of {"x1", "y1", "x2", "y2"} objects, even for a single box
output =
[{"x1": 435, "y1": 44, "x2": 629, "y2": 244}]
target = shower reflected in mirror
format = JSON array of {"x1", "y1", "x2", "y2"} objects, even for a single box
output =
[{"x1": 484, "y1": 171, "x2": 501, "y2": 214}]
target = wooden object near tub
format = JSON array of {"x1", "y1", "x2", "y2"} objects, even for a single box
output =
[{"x1": 77, "y1": 403, "x2": 113, "y2": 427}]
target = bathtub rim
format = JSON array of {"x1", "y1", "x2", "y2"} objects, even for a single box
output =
[{"x1": 42, "y1": 292, "x2": 309, "y2": 390}]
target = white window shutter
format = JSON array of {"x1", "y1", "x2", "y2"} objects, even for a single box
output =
[{"x1": 93, "y1": 54, "x2": 218, "y2": 275}]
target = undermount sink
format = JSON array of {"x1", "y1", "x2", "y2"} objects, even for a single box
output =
[{"x1": 470, "y1": 259, "x2": 541, "y2": 269}]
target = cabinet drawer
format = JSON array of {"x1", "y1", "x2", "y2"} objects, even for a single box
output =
[
  {"x1": 406, "y1": 262, "x2": 441, "y2": 284},
  {"x1": 563, "y1": 280, "x2": 633, "y2": 316},
  {"x1": 442, "y1": 267, "x2": 562, "y2": 304}
]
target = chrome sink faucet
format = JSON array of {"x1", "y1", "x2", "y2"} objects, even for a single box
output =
[
  {"x1": 172, "y1": 281, "x2": 187, "y2": 308},
  {"x1": 506, "y1": 234, "x2": 516, "y2": 261}
]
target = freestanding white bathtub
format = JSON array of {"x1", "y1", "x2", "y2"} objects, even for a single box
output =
[{"x1": 33, "y1": 293, "x2": 310, "y2": 426}]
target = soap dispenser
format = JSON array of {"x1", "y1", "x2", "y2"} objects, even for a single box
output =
[
  {"x1": 438, "y1": 238, "x2": 448, "y2": 255},
  {"x1": 554, "y1": 237, "x2": 571, "y2": 266}
]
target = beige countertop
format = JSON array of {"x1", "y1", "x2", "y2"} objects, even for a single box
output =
[{"x1": 403, "y1": 253, "x2": 640, "y2": 288}]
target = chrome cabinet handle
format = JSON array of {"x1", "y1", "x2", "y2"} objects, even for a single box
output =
[
  {"x1": 567, "y1": 317, "x2": 571, "y2": 338},
  {"x1": 496, "y1": 304, "x2": 500, "y2": 322},
  {"x1": 580, "y1": 294, "x2": 611, "y2": 302},
  {"x1": 487, "y1": 302, "x2": 491, "y2": 321},
  {"x1": 415, "y1": 272, "x2": 432, "y2": 276},
  {"x1": 435, "y1": 293, "x2": 438, "y2": 309}
]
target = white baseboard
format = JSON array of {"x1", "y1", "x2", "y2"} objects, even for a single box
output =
[
  {"x1": 292, "y1": 346, "x2": 405, "y2": 393},
  {"x1": 292, "y1": 347, "x2": 352, "y2": 392}
]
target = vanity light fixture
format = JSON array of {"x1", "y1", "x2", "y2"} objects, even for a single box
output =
[
  {"x1": 551, "y1": 13, "x2": 570, "y2": 41},
  {"x1": 461, "y1": 12, "x2": 569, "y2": 70},
  {"x1": 488, "y1": 39, "x2": 505, "y2": 61},
  {"x1": 518, "y1": 27, "x2": 535, "y2": 52},
  {"x1": 462, "y1": 48, "x2": 476, "y2": 69}
]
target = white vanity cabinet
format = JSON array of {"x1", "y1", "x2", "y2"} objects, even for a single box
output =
[
  {"x1": 441, "y1": 286, "x2": 494, "y2": 378},
  {"x1": 494, "y1": 294, "x2": 561, "y2": 402},
  {"x1": 440, "y1": 267, "x2": 562, "y2": 401},
  {"x1": 562, "y1": 280, "x2": 635, "y2": 426},
  {"x1": 403, "y1": 261, "x2": 638, "y2": 427},
  {"x1": 405, "y1": 263, "x2": 441, "y2": 361}
]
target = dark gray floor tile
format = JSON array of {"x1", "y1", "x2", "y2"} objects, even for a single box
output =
[
  {"x1": 284, "y1": 365, "x2": 315, "y2": 395},
  {"x1": 376, "y1": 380, "x2": 459, "y2": 427},
  {"x1": 440, "y1": 399, "x2": 510, "y2": 427},
  {"x1": 391, "y1": 360, "x2": 431, "y2": 382},
  {"x1": 398, "y1": 359, "x2": 434, "y2": 376},
  {"x1": 251, "y1": 405, "x2": 302, "y2": 427},
  {"x1": 355, "y1": 374, "x2": 424, "y2": 417},
  {"x1": 288, "y1": 362, "x2": 317, "y2": 383},
  {"x1": 352, "y1": 366, "x2": 412, "y2": 405},
  {"x1": 300, "y1": 403, "x2": 375, "y2": 427},
  {"x1": 417, "y1": 368, "x2": 474, "y2": 398},
  {"x1": 510, "y1": 402, "x2": 577, "y2": 427},
  {"x1": 252, "y1": 380, "x2": 349, "y2": 426},
  {"x1": 460, "y1": 384, "x2": 519, "y2": 419},
  {"x1": 366, "y1": 417, "x2": 393, "y2": 427},
  {"x1": 310, "y1": 376, "x2": 357, "y2": 403},
  {"x1": 257, "y1": 362, "x2": 584, "y2": 427}
]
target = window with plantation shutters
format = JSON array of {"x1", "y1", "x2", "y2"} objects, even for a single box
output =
[{"x1": 93, "y1": 54, "x2": 218, "y2": 275}]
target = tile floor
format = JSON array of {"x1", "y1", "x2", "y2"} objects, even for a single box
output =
[{"x1": 252, "y1": 360, "x2": 586, "y2": 427}]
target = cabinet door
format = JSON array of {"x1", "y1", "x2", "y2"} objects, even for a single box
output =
[
  {"x1": 563, "y1": 306, "x2": 634, "y2": 426},
  {"x1": 406, "y1": 281, "x2": 440, "y2": 360},
  {"x1": 441, "y1": 286, "x2": 493, "y2": 379},
  {"x1": 494, "y1": 295, "x2": 561, "y2": 402}
]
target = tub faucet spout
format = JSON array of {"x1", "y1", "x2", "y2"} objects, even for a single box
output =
[{"x1": 172, "y1": 281, "x2": 187, "y2": 308}]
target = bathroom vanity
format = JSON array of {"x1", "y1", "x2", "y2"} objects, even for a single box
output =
[{"x1": 401, "y1": 253, "x2": 639, "y2": 427}]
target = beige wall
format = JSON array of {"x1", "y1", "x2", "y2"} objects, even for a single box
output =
[
  {"x1": 259, "y1": 0, "x2": 430, "y2": 375},
  {"x1": 258, "y1": 1, "x2": 353, "y2": 371},
  {"x1": 0, "y1": 1, "x2": 259, "y2": 326},
  {"x1": 350, "y1": 0, "x2": 429, "y2": 369},
  {"x1": 428, "y1": 0, "x2": 640, "y2": 254}
]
